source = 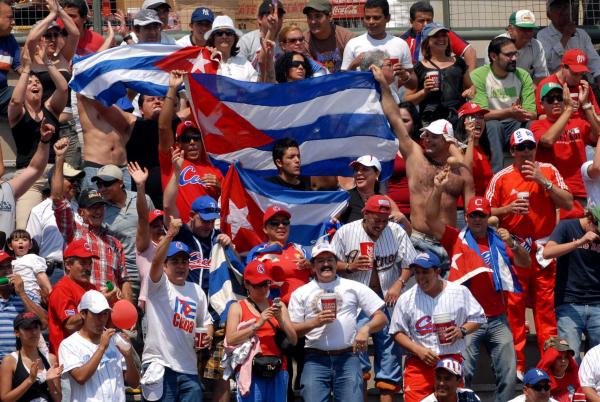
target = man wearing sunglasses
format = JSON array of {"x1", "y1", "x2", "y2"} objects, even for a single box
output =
[
  {"x1": 426, "y1": 170, "x2": 530, "y2": 402},
  {"x1": 543, "y1": 204, "x2": 600, "y2": 361},
  {"x1": 531, "y1": 81, "x2": 600, "y2": 220},
  {"x1": 508, "y1": 368, "x2": 558, "y2": 402},
  {"x1": 485, "y1": 128, "x2": 573, "y2": 380}
]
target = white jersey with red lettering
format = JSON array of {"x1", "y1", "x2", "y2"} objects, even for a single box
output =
[
  {"x1": 331, "y1": 219, "x2": 417, "y2": 296},
  {"x1": 389, "y1": 281, "x2": 486, "y2": 355}
]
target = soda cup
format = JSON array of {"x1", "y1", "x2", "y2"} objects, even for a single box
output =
[
  {"x1": 360, "y1": 242, "x2": 375, "y2": 269},
  {"x1": 570, "y1": 92, "x2": 579, "y2": 108},
  {"x1": 432, "y1": 313, "x2": 455, "y2": 345},
  {"x1": 517, "y1": 191, "x2": 529, "y2": 214},
  {"x1": 386, "y1": 57, "x2": 399, "y2": 67},
  {"x1": 319, "y1": 293, "x2": 337, "y2": 318},
  {"x1": 194, "y1": 327, "x2": 208, "y2": 350},
  {"x1": 114, "y1": 332, "x2": 131, "y2": 351},
  {"x1": 425, "y1": 70, "x2": 440, "y2": 91}
]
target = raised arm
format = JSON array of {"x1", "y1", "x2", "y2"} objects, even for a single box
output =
[
  {"x1": 76, "y1": 95, "x2": 135, "y2": 140},
  {"x1": 97, "y1": 19, "x2": 115, "y2": 52},
  {"x1": 129, "y1": 162, "x2": 151, "y2": 253},
  {"x1": 538, "y1": 85, "x2": 574, "y2": 147},
  {"x1": 24, "y1": 0, "x2": 58, "y2": 45},
  {"x1": 7, "y1": 45, "x2": 31, "y2": 127},
  {"x1": 425, "y1": 168, "x2": 450, "y2": 240},
  {"x1": 55, "y1": 2, "x2": 79, "y2": 60},
  {"x1": 258, "y1": 38, "x2": 276, "y2": 83},
  {"x1": 521, "y1": 161, "x2": 573, "y2": 210},
  {"x1": 32, "y1": 42, "x2": 68, "y2": 117},
  {"x1": 159, "y1": 71, "x2": 185, "y2": 153},
  {"x1": 149, "y1": 217, "x2": 181, "y2": 283},
  {"x1": 68, "y1": 328, "x2": 116, "y2": 384}
]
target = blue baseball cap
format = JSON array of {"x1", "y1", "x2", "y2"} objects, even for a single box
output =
[
  {"x1": 409, "y1": 250, "x2": 441, "y2": 269},
  {"x1": 166, "y1": 241, "x2": 191, "y2": 259},
  {"x1": 191, "y1": 196, "x2": 220, "y2": 221},
  {"x1": 191, "y1": 7, "x2": 214, "y2": 23},
  {"x1": 422, "y1": 22, "x2": 449, "y2": 40},
  {"x1": 523, "y1": 368, "x2": 550, "y2": 385}
]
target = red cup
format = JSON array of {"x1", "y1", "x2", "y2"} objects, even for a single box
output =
[
  {"x1": 194, "y1": 327, "x2": 207, "y2": 350},
  {"x1": 425, "y1": 70, "x2": 440, "y2": 91},
  {"x1": 320, "y1": 293, "x2": 337, "y2": 318},
  {"x1": 360, "y1": 242, "x2": 375, "y2": 268},
  {"x1": 387, "y1": 57, "x2": 399, "y2": 66},
  {"x1": 432, "y1": 313, "x2": 455, "y2": 345}
]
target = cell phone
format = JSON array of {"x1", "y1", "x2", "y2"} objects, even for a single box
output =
[{"x1": 273, "y1": 297, "x2": 281, "y2": 305}]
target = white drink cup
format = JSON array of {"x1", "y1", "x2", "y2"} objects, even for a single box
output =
[
  {"x1": 425, "y1": 71, "x2": 440, "y2": 91},
  {"x1": 194, "y1": 327, "x2": 208, "y2": 350},
  {"x1": 517, "y1": 191, "x2": 530, "y2": 214},
  {"x1": 432, "y1": 313, "x2": 455, "y2": 345},
  {"x1": 320, "y1": 293, "x2": 337, "y2": 318}
]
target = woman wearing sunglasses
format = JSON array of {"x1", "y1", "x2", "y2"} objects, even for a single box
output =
[
  {"x1": 204, "y1": 15, "x2": 258, "y2": 82},
  {"x1": 226, "y1": 259, "x2": 297, "y2": 402},
  {"x1": 274, "y1": 51, "x2": 314, "y2": 83}
]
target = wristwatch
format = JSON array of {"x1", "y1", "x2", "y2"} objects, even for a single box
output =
[
  {"x1": 543, "y1": 180, "x2": 554, "y2": 191},
  {"x1": 460, "y1": 326, "x2": 468, "y2": 338}
]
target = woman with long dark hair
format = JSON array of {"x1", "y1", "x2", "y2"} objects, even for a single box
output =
[{"x1": 275, "y1": 51, "x2": 315, "y2": 83}]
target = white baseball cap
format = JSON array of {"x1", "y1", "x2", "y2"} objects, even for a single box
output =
[
  {"x1": 420, "y1": 119, "x2": 457, "y2": 145},
  {"x1": 78, "y1": 290, "x2": 111, "y2": 314},
  {"x1": 142, "y1": 0, "x2": 170, "y2": 10},
  {"x1": 311, "y1": 242, "x2": 338, "y2": 260},
  {"x1": 510, "y1": 128, "x2": 536, "y2": 146},
  {"x1": 349, "y1": 155, "x2": 382, "y2": 171}
]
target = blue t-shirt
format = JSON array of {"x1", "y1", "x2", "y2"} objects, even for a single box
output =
[
  {"x1": 0, "y1": 35, "x2": 20, "y2": 88},
  {"x1": 0, "y1": 294, "x2": 25, "y2": 359},
  {"x1": 549, "y1": 219, "x2": 600, "y2": 306}
]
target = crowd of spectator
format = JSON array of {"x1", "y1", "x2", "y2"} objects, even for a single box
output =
[{"x1": 0, "y1": 0, "x2": 600, "y2": 401}]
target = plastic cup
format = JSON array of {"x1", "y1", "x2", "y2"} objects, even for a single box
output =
[
  {"x1": 425, "y1": 70, "x2": 440, "y2": 91},
  {"x1": 114, "y1": 333, "x2": 131, "y2": 351},
  {"x1": 517, "y1": 191, "x2": 529, "y2": 214},
  {"x1": 319, "y1": 293, "x2": 337, "y2": 318},
  {"x1": 570, "y1": 92, "x2": 579, "y2": 107},
  {"x1": 360, "y1": 242, "x2": 375, "y2": 268},
  {"x1": 194, "y1": 327, "x2": 208, "y2": 350},
  {"x1": 432, "y1": 313, "x2": 456, "y2": 345},
  {"x1": 386, "y1": 57, "x2": 399, "y2": 66}
]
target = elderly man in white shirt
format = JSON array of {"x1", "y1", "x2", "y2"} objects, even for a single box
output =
[
  {"x1": 537, "y1": 0, "x2": 600, "y2": 85},
  {"x1": 580, "y1": 343, "x2": 600, "y2": 401}
]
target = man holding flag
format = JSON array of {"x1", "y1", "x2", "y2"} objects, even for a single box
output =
[{"x1": 425, "y1": 167, "x2": 530, "y2": 402}]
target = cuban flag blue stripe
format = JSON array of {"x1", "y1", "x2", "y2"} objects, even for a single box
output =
[{"x1": 209, "y1": 244, "x2": 246, "y2": 323}]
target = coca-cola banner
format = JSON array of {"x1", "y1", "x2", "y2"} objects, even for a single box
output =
[{"x1": 332, "y1": 2, "x2": 365, "y2": 18}]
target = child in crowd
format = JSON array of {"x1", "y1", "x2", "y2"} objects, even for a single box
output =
[{"x1": 7, "y1": 230, "x2": 52, "y2": 305}]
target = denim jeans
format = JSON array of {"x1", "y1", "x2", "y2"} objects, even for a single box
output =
[
  {"x1": 485, "y1": 119, "x2": 526, "y2": 173},
  {"x1": 556, "y1": 303, "x2": 600, "y2": 363},
  {"x1": 463, "y1": 313, "x2": 516, "y2": 402},
  {"x1": 356, "y1": 307, "x2": 403, "y2": 388},
  {"x1": 236, "y1": 370, "x2": 288, "y2": 402},
  {"x1": 161, "y1": 366, "x2": 203, "y2": 402},
  {"x1": 301, "y1": 351, "x2": 363, "y2": 402}
]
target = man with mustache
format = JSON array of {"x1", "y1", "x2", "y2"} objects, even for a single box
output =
[{"x1": 471, "y1": 36, "x2": 537, "y2": 172}]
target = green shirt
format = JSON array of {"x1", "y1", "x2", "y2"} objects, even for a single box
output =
[{"x1": 470, "y1": 64, "x2": 536, "y2": 113}]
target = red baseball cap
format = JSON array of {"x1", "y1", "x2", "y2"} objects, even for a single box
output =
[
  {"x1": 148, "y1": 209, "x2": 164, "y2": 223},
  {"x1": 562, "y1": 49, "x2": 590, "y2": 73},
  {"x1": 458, "y1": 101, "x2": 489, "y2": 118},
  {"x1": 262, "y1": 205, "x2": 291, "y2": 225},
  {"x1": 466, "y1": 196, "x2": 491, "y2": 216},
  {"x1": 175, "y1": 120, "x2": 201, "y2": 139},
  {"x1": 0, "y1": 251, "x2": 13, "y2": 263},
  {"x1": 362, "y1": 195, "x2": 392, "y2": 216},
  {"x1": 64, "y1": 239, "x2": 98, "y2": 259},
  {"x1": 244, "y1": 260, "x2": 273, "y2": 285}
]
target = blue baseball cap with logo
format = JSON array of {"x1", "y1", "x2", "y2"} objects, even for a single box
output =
[
  {"x1": 191, "y1": 195, "x2": 220, "y2": 221},
  {"x1": 166, "y1": 241, "x2": 191, "y2": 259},
  {"x1": 523, "y1": 368, "x2": 550, "y2": 385},
  {"x1": 409, "y1": 250, "x2": 441, "y2": 269},
  {"x1": 191, "y1": 7, "x2": 214, "y2": 23}
]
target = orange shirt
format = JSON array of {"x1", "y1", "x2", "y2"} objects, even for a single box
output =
[{"x1": 485, "y1": 163, "x2": 569, "y2": 240}]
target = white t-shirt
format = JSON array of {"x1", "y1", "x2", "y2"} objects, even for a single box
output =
[
  {"x1": 341, "y1": 32, "x2": 412, "y2": 71},
  {"x1": 331, "y1": 219, "x2": 417, "y2": 296},
  {"x1": 581, "y1": 161, "x2": 600, "y2": 206},
  {"x1": 288, "y1": 276, "x2": 384, "y2": 350},
  {"x1": 218, "y1": 54, "x2": 258, "y2": 82},
  {"x1": 389, "y1": 281, "x2": 486, "y2": 355},
  {"x1": 59, "y1": 332, "x2": 126, "y2": 402},
  {"x1": 421, "y1": 388, "x2": 481, "y2": 401},
  {"x1": 579, "y1": 343, "x2": 600, "y2": 393},
  {"x1": 12, "y1": 254, "x2": 46, "y2": 304},
  {"x1": 176, "y1": 34, "x2": 193, "y2": 47},
  {"x1": 142, "y1": 273, "x2": 212, "y2": 374}
]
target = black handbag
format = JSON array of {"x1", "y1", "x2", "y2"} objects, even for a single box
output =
[{"x1": 252, "y1": 355, "x2": 282, "y2": 378}]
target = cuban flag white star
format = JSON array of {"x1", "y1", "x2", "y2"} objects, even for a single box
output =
[
  {"x1": 188, "y1": 51, "x2": 213, "y2": 74},
  {"x1": 196, "y1": 106, "x2": 223, "y2": 136},
  {"x1": 451, "y1": 253, "x2": 462, "y2": 270},
  {"x1": 227, "y1": 200, "x2": 252, "y2": 238}
]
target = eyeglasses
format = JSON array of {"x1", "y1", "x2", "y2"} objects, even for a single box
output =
[
  {"x1": 250, "y1": 281, "x2": 271, "y2": 289},
  {"x1": 543, "y1": 95, "x2": 563, "y2": 104},
  {"x1": 179, "y1": 134, "x2": 202, "y2": 143},
  {"x1": 467, "y1": 211, "x2": 487, "y2": 219},
  {"x1": 285, "y1": 37, "x2": 304, "y2": 44},
  {"x1": 214, "y1": 30, "x2": 235, "y2": 37},
  {"x1": 266, "y1": 220, "x2": 291, "y2": 227},
  {"x1": 289, "y1": 60, "x2": 306, "y2": 69},
  {"x1": 500, "y1": 51, "x2": 518, "y2": 59},
  {"x1": 529, "y1": 383, "x2": 551, "y2": 392},
  {"x1": 514, "y1": 142, "x2": 536, "y2": 151},
  {"x1": 96, "y1": 180, "x2": 118, "y2": 188}
]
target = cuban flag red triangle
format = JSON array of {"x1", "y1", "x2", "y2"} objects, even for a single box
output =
[{"x1": 154, "y1": 46, "x2": 219, "y2": 74}]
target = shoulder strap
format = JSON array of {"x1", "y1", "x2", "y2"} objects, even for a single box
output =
[{"x1": 247, "y1": 298, "x2": 278, "y2": 331}]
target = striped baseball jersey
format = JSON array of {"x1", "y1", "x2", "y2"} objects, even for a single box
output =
[
  {"x1": 389, "y1": 281, "x2": 486, "y2": 355},
  {"x1": 331, "y1": 219, "x2": 417, "y2": 296},
  {"x1": 0, "y1": 294, "x2": 25, "y2": 359}
]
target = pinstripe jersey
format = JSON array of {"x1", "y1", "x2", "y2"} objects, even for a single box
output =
[
  {"x1": 0, "y1": 294, "x2": 25, "y2": 359},
  {"x1": 389, "y1": 281, "x2": 486, "y2": 355},
  {"x1": 331, "y1": 219, "x2": 417, "y2": 296}
]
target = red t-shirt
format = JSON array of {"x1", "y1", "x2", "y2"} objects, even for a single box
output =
[
  {"x1": 48, "y1": 276, "x2": 97, "y2": 355},
  {"x1": 535, "y1": 73, "x2": 600, "y2": 118},
  {"x1": 76, "y1": 29, "x2": 104, "y2": 56},
  {"x1": 531, "y1": 118, "x2": 592, "y2": 198},
  {"x1": 441, "y1": 225, "x2": 510, "y2": 317},
  {"x1": 386, "y1": 154, "x2": 411, "y2": 215},
  {"x1": 240, "y1": 299, "x2": 286, "y2": 368},
  {"x1": 485, "y1": 163, "x2": 569, "y2": 240},
  {"x1": 473, "y1": 145, "x2": 493, "y2": 197},
  {"x1": 159, "y1": 149, "x2": 223, "y2": 221}
]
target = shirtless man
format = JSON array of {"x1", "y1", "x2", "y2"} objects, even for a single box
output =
[{"x1": 372, "y1": 65, "x2": 474, "y2": 268}]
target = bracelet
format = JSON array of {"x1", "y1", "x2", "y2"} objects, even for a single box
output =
[
  {"x1": 582, "y1": 102, "x2": 593, "y2": 110},
  {"x1": 40, "y1": 138, "x2": 51, "y2": 144}
]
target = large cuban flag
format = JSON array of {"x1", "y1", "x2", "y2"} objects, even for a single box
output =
[
  {"x1": 220, "y1": 162, "x2": 349, "y2": 253},
  {"x1": 186, "y1": 71, "x2": 399, "y2": 179},
  {"x1": 70, "y1": 44, "x2": 218, "y2": 105}
]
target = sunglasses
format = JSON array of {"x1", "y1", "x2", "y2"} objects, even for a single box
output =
[
  {"x1": 468, "y1": 211, "x2": 487, "y2": 219},
  {"x1": 289, "y1": 60, "x2": 306, "y2": 69},
  {"x1": 96, "y1": 179, "x2": 118, "y2": 188},
  {"x1": 214, "y1": 30, "x2": 235, "y2": 37},
  {"x1": 250, "y1": 281, "x2": 271, "y2": 289},
  {"x1": 285, "y1": 37, "x2": 304, "y2": 44},
  {"x1": 529, "y1": 383, "x2": 551, "y2": 392},
  {"x1": 266, "y1": 220, "x2": 290, "y2": 227},
  {"x1": 65, "y1": 177, "x2": 81, "y2": 183},
  {"x1": 179, "y1": 134, "x2": 202, "y2": 143},
  {"x1": 514, "y1": 142, "x2": 536, "y2": 152},
  {"x1": 543, "y1": 95, "x2": 563, "y2": 104}
]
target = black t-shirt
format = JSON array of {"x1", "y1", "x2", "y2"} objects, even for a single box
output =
[
  {"x1": 550, "y1": 219, "x2": 600, "y2": 306},
  {"x1": 338, "y1": 187, "x2": 380, "y2": 224},
  {"x1": 11, "y1": 105, "x2": 60, "y2": 168},
  {"x1": 265, "y1": 175, "x2": 311, "y2": 191}
]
